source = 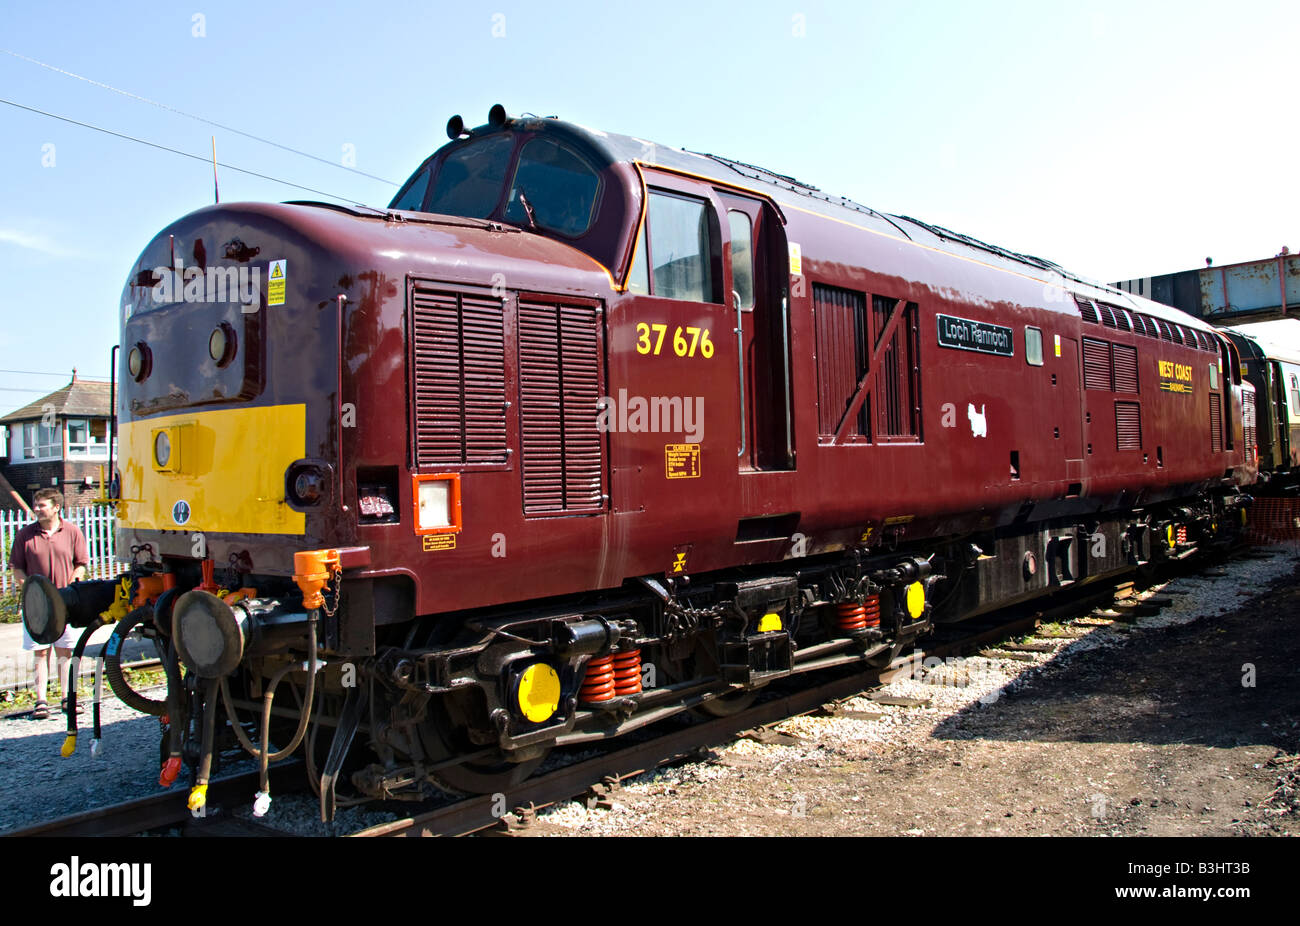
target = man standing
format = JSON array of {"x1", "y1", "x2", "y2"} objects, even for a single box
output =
[{"x1": 8, "y1": 488, "x2": 89, "y2": 719}]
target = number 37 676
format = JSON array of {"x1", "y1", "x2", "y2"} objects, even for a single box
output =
[{"x1": 635, "y1": 323, "x2": 715, "y2": 358}]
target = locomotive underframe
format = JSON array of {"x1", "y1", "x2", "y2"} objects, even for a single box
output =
[{"x1": 118, "y1": 488, "x2": 1247, "y2": 811}]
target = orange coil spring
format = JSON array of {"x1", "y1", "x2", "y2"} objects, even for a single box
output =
[
  {"x1": 836, "y1": 596, "x2": 881, "y2": 632},
  {"x1": 580, "y1": 655, "x2": 616, "y2": 703},
  {"x1": 612, "y1": 650, "x2": 642, "y2": 696},
  {"x1": 1176, "y1": 526, "x2": 1188, "y2": 544}
]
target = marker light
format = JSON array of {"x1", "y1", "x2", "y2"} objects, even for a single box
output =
[
  {"x1": 412, "y1": 474, "x2": 462, "y2": 535},
  {"x1": 152, "y1": 425, "x2": 190, "y2": 473}
]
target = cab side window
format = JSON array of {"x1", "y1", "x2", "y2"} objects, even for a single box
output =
[
  {"x1": 728, "y1": 211, "x2": 754, "y2": 310},
  {"x1": 627, "y1": 190, "x2": 718, "y2": 303}
]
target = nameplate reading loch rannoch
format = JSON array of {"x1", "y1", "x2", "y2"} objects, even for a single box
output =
[{"x1": 937, "y1": 314, "x2": 1014, "y2": 357}]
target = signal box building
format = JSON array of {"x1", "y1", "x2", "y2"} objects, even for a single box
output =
[{"x1": 0, "y1": 374, "x2": 114, "y2": 510}]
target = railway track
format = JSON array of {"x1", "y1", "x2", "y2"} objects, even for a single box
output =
[
  {"x1": 2, "y1": 763, "x2": 308, "y2": 837},
  {"x1": 5, "y1": 545, "x2": 1263, "y2": 838}
]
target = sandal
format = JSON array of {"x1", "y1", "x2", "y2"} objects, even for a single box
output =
[{"x1": 32, "y1": 701, "x2": 49, "y2": 720}]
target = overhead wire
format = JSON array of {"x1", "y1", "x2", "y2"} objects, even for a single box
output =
[
  {"x1": 0, "y1": 48, "x2": 400, "y2": 186},
  {"x1": 0, "y1": 369, "x2": 105, "y2": 377},
  {"x1": 0, "y1": 97, "x2": 369, "y2": 205}
]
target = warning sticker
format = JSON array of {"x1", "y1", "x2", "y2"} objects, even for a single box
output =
[
  {"x1": 422, "y1": 533, "x2": 456, "y2": 551},
  {"x1": 665, "y1": 443, "x2": 701, "y2": 479},
  {"x1": 788, "y1": 242, "x2": 802, "y2": 276},
  {"x1": 268, "y1": 259, "x2": 286, "y2": 306},
  {"x1": 1053, "y1": 333, "x2": 1061, "y2": 358}
]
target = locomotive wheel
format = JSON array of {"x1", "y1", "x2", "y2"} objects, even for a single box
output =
[
  {"x1": 693, "y1": 688, "x2": 760, "y2": 718},
  {"x1": 419, "y1": 702, "x2": 548, "y2": 795},
  {"x1": 430, "y1": 750, "x2": 547, "y2": 795}
]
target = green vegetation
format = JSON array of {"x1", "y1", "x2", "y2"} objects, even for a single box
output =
[
  {"x1": 0, "y1": 590, "x2": 18, "y2": 623},
  {"x1": 1, "y1": 664, "x2": 162, "y2": 715}
]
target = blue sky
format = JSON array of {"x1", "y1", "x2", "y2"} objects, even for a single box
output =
[{"x1": 1, "y1": 0, "x2": 1296, "y2": 422}]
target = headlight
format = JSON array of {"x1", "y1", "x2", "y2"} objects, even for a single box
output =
[
  {"x1": 209, "y1": 323, "x2": 236, "y2": 367},
  {"x1": 128, "y1": 343, "x2": 151, "y2": 381},
  {"x1": 154, "y1": 431, "x2": 171, "y2": 468}
]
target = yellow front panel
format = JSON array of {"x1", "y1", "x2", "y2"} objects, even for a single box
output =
[{"x1": 118, "y1": 405, "x2": 307, "y2": 535}]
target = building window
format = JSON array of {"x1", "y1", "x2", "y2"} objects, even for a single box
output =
[
  {"x1": 22, "y1": 421, "x2": 59, "y2": 459},
  {"x1": 67, "y1": 418, "x2": 110, "y2": 458}
]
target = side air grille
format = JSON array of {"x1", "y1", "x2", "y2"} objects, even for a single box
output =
[
  {"x1": 1082, "y1": 337, "x2": 1112, "y2": 390},
  {"x1": 1115, "y1": 401, "x2": 1142, "y2": 450},
  {"x1": 1209, "y1": 392, "x2": 1223, "y2": 453},
  {"x1": 517, "y1": 300, "x2": 606, "y2": 515},
  {"x1": 411, "y1": 287, "x2": 508, "y2": 466},
  {"x1": 1112, "y1": 343, "x2": 1139, "y2": 393},
  {"x1": 1243, "y1": 389, "x2": 1257, "y2": 452}
]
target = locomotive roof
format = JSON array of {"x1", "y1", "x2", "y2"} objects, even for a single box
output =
[
  {"x1": 407, "y1": 115, "x2": 1210, "y2": 333},
  {"x1": 484, "y1": 117, "x2": 1207, "y2": 328}
]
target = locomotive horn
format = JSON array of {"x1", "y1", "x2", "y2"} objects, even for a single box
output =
[
  {"x1": 488, "y1": 103, "x2": 508, "y2": 128},
  {"x1": 446, "y1": 114, "x2": 466, "y2": 140}
]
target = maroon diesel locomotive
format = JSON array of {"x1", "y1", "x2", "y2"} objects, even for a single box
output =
[{"x1": 23, "y1": 106, "x2": 1256, "y2": 817}]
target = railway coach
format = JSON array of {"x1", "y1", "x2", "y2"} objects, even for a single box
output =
[{"x1": 1222, "y1": 318, "x2": 1300, "y2": 491}]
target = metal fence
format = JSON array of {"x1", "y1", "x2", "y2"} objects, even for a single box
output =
[{"x1": 0, "y1": 506, "x2": 119, "y2": 596}]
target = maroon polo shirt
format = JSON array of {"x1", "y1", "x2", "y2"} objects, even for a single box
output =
[{"x1": 8, "y1": 519, "x2": 90, "y2": 588}]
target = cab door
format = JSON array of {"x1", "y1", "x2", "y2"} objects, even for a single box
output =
[{"x1": 718, "y1": 192, "x2": 794, "y2": 472}]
